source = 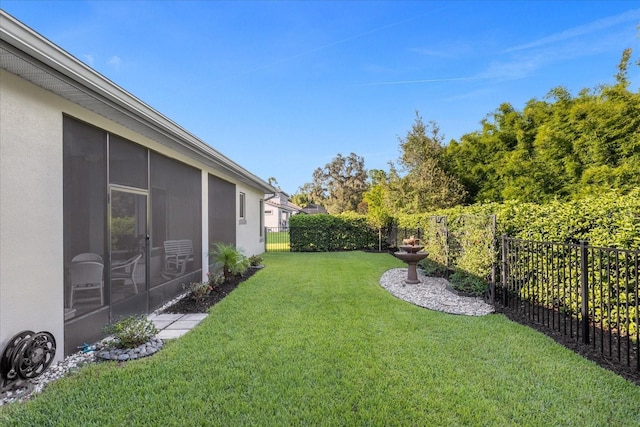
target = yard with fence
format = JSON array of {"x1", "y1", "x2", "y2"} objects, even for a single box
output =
[
  {"x1": 2, "y1": 252, "x2": 639, "y2": 426},
  {"x1": 266, "y1": 214, "x2": 640, "y2": 377}
]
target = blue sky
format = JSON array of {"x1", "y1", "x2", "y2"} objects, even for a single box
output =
[{"x1": 3, "y1": 1, "x2": 639, "y2": 194}]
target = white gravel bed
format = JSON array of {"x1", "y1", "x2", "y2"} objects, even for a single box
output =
[
  {"x1": 0, "y1": 291, "x2": 192, "y2": 406},
  {"x1": 380, "y1": 268, "x2": 495, "y2": 316}
]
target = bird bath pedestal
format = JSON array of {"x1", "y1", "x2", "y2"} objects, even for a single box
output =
[{"x1": 394, "y1": 245, "x2": 428, "y2": 284}]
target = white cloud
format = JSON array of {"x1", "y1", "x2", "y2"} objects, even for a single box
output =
[
  {"x1": 407, "y1": 47, "x2": 455, "y2": 59},
  {"x1": 480, "y1": 53, "x2": 547, "y2": 81},
  {"x1": 108, "y1": 55, "x2": 122, "y2": 70},
  {"x1": 503, "y1": 8, "x2": 640, "y2": 53},
  {"x1": 482, "y1": 30, "x2": 630, "y2": 82},
  {"x1": 361, "y1": 75, "x2": 495, "y2": 87}
]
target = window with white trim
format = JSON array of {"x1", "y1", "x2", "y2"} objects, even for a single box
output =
[
  {"x1": 239, "y1": 192, "x2": 246, "y2": 221},
  {"x1": 259, "y1": 199, "x2": 264, "y2": 238}
]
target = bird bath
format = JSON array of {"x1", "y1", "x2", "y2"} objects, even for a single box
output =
[{"x1": 394, "y1": 238, "x2": 428, "y2": 284}]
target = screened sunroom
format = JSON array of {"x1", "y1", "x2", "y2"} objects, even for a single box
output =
[{"x1": 0, "y1": 10, "x2": 274, "y2": 358}]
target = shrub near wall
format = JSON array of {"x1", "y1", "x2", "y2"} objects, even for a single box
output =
[{"x1": 289, "y1": 214, "x2": 378, "y2": 252}]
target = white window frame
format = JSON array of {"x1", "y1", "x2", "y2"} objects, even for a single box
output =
[
  {"x1": 259, "y1": 199, "x2": 264, "y2": 239},
  {"x1": 239, "y1": 192, "x2": 246, "y2": 224}
]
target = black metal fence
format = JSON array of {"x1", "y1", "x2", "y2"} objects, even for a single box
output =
[
  {"x1": 496, "y1": 236, "x2": 639, "y2": 371},
  {"x1": 265, "y1": 227, "x2": 291, "y2": 252}
]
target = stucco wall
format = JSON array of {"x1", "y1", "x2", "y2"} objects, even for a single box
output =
[
  {"x1": 0, "y1": 70, "x2": 65, "y2": 361},
  {"x1": 237, "y1": 187, "x2": 266, "y2": 257},
  {"x1": 264, "y1": 203, "x2": 280, "y2": 229},
  {"x1": 1, "y1": 68, "x2": 267, "y2": 358}
]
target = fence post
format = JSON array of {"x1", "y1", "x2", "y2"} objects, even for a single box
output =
[
  {"x1": 501, "y1": 235, "x2": 508, "y2": 306},
  {"x1": 443, "y1": 217, "x2": 450, "y2": 280},
  {"x1": 580, "y1": 241, "x2": 590, "y2": 345},
  {"x1": 490, "y1": 215, "x2": 497, "y2": 305}
]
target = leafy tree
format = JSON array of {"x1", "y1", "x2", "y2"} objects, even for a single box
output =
[
  {"x1": 303, "y1": 152, "x2": 369, "y2": 214},
  {"x1": 443, "y1": 48, "x2": 640, "y2": 203},
  {"x1": 361, "y1": 171, "x2": 394, "y2": 251},
  {"x1": 391, "y1": 112, "x2": 466, "y2": 213},
  {"x1": 267, "y1": 177, "x2": 279, "y2": 188},
  {"x1": 290, "y1": 191, "x2": 311, "y2": 208},
  {"x1": 361, "y1": 171, "x2": 392, "y2": 221},
  {"x1": 443, "y1": 105, "x2": 521, "y2": 203}
]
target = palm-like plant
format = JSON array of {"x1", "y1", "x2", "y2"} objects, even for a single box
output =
[{"x1": 209, "y1": 242, "x2": 250, "y2": 281}]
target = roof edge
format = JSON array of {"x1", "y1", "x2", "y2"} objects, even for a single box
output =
[{"x1": 0, "y1": 10, "x2": 276, "y2": 194}]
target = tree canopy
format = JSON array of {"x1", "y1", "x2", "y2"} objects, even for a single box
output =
[
  {"x1": 293, "y1": 48, "x2": 640, "y2": 215},
  {"x1": 298, "y1": 152, "x2": 369, "y2": 214},
  {"x1": 444, "y1": 48, "x2": 640, "y2": 204},
  {"x1": 391, "y1": 113, "x2": 467, "y2": 212}
]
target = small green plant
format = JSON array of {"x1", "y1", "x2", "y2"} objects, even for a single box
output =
[
  {"x1": 248, "y1": 254, "x2": 263, "y2": 267},
  {"x1": 418, "y1": 258, "x2": 448, "y2": 278},
  {"x1": 210, "y1": 242, "x2": 250, "y2": 280},
  {"x1": 183, "y1": 281, "x2": 213, "y2": 301},
  {"x1": 103, "y1": 315, "x2": 158, "y2": 349},
  {"x1": 206, "y1": 271, "x2": 225, "y2": 288},
  {"x1": 183, "y1": 271, "x2": 225, "y2": 300},
  {"x1": 448, "y1": 269, "x2": 488, "y2": 296}
]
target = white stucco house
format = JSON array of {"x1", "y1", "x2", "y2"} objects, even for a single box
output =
[
  {"x1": 264, "y1": 191, "x2": 302, "y2": 229},
  {"x1": 0, "y1": 11, "x2": 275, "y2": 359}
]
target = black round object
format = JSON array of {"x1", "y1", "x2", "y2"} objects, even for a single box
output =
[
  {"x1": 0, "y1": 330, "x2": 34, "y2": 381},
  {"x1": 16, "y1": 332, "x2": 56, "y2": 379}
]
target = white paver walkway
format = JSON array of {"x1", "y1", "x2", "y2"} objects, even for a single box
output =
[{"x1": 148, "y1": 313, "x2": 208, "y2": 340}]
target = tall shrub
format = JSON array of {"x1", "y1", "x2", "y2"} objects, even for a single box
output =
[
  {"x1": 394, "y1": 190, "x2": 640, "y2": 295},
  {"x1": 289, "y1": 213, "x2": 377, "y2": 252}
]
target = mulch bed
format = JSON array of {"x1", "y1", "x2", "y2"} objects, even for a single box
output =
[{"x1": 160, "y1": 267, "x2": 260, "y2": 314}]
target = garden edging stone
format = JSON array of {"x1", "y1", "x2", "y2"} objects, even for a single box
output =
[{"x1": 96, "y1": 337, "x2": 164, "y2": 361}]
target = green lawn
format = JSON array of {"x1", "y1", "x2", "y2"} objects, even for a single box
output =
[{"x1": 2, "y1": 252, "x2": 639, "y2": 426}]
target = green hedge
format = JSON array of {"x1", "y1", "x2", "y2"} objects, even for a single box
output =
[
  {"x1": 397, "y1": 188, "x2": 640, "y2": 249},
  {"x1": 390, "y1": 189, "x2": 640, "y2": 296},
  {"x1": 391, "y1": 191, "x2": 640, "y2": 330},
  {"x1": 289, "y1": 214, "x2": 378, "y2": 252}
]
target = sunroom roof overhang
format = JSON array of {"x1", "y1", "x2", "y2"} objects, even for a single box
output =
[{"x1": 0, "y1": 11, "x2": 275, "y2": 194}]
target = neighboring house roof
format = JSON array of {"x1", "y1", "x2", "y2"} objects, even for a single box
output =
[
  {"x1": 265, "y1": 198, "x2": 303, "y2": 213},
  {"x1": 0, "y1": 10, "x2": 276, "y2": 194},
  {"x1": 265, "y1": 189, "x2": 290, "y2": 199},
  {"x1": 264, "y1": 191, "x2": 302, "y2": 213},
  {"x1": 301, "y1": 204, "x2": 328, "y2": 215}
]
